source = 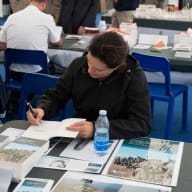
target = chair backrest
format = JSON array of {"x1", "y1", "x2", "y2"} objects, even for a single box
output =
[
  {"x1": 0, "y1": 75, "x2": 6, "y2": 117},
  {"x1": 132, "y1": 52, "x2": 171, "y2": 95},
  {"x1": 4, "y1": 48, "x2": 49, "y2": 84},
  {"x1": 19, "y1": 72, "x2": 59, "y2": 120}
]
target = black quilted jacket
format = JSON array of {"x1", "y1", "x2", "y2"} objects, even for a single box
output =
[{"x1": 37, "y1": 54, "x2": 151, "y2": 139}]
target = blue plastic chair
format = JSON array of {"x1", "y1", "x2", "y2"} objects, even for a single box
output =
[
  {"x1": 18, "y1": 72, "x2": 73, "y2": 120},
  {"x1": 132, "y1": 52, "x2": 188, "y2": 139},
  {"x1": 0, "y1": 65, "x2": 6, "y2": 119},
  {"x1": 4, "y1": 48, "x2": 49, "y2": 92},
  {"x1": 0, "y1": 75, "x2": 6, "y2": 118},
  {"x1": 18, "y1": 73, "x2": 58, "y2": 120}
]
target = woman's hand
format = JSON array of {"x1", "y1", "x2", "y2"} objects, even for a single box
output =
[
  {"x1": 77, "y1": 26, "x2": 85, "y2": 35},
  {"x1": 66, "y1": 121, "x2": 94, "y2": 138},
  {"x1": 26, "y1": 108, "x2": 45, "y2": 125}
]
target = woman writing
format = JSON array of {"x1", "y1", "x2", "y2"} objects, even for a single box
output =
[{"x1": 27, "y1": 31, "x2": 151, "y2": 139}]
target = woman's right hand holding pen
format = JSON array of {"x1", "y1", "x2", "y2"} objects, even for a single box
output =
[{"x1": 27, "y1": 108, "x2": 45, "y2": 125}]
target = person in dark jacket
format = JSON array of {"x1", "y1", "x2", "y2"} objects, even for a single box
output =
[
  {"x1": 27, "y1": 31, "x2": 151, "y2": 140},
  {"x1": 112, "y1": 0, "x2": 140, "y2": 27},
  {"x1": 58, "y1": 0, "x2": 99, "y2": 35}
]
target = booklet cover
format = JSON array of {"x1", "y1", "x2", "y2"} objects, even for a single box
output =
[
  {"x1": 0, "y1": 136, "x2": 49, "y2": 180},
  {"x1": 102, "y1": 137, "x2": 184, "y2": 186},
  {"x1": 51, "y1": 171, "x2": 171, "y2": 192},
  {"x1": 13, "y1": 177, "x2": 54, "y2": 192}
]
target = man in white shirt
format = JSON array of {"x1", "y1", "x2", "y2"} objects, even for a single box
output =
[
  {"x1": 9, "y1": 0, "x2": 62, "y2": 24},
  {"x1": 0, "y1": 0, "x2": 62, "y2": 67},
  {"x1": 0, "y1": 0, "x2": 62, "y2": 114}
]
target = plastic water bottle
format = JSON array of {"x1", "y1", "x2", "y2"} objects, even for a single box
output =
[
  {"x1": 94, "y1": 110, "x2": 109, "y2": 156},
  {"x1": 98, "y1": 20, "x2": 107, "y2": 33}
]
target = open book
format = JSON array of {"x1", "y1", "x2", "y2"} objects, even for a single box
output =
[
  {"x1": 22, "y1": 118, "x2": 85, "y2": 141},
  {"x1": 102, "y1": 137, "x2": 184, "y2": 187}
]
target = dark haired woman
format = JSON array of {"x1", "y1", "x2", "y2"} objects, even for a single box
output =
[{"x1": 27, "y1": 31, "x2": 151, "y2": 139}]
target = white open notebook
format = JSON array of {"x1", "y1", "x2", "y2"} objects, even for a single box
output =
[{"x1": 22, "y1": 118, "x2": 85, "y2": 140}]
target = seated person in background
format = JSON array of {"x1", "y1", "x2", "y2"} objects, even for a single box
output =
[
  {"x1": 9, "y1": 0, "x2": 62, "y2": 24},
  {"x1": 27, "y1": 31, "x2": 151, "y2": 140},
  {"x1": 112, "y1": 0, "x2": 140, "y2": 28},
  {"x1": 0, "y1": 0, "x2": 62, "y2": 114},
  {"x1": 58, "y1": 0, "x2": 99, "y2": 35}
]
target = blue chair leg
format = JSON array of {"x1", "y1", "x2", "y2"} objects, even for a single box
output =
[
  {"x1": 150, "y1": 99, "x2": 154, "y2": 119},
  {"x1": 182, "y1": 88, "x2": 188, "y2": 131},
  {"x1": 165, "y1": 98, "x2": 175, "y2": 140}
]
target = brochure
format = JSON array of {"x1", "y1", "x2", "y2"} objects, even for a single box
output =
[
  {"x1": 13, "y1": 177, "x2": 54, "y2": 192},
  {"x1": 102, "y1": 137, "x2": 184, "y2": 186},
  {"x1": 59, "y1": 137, "x2": 119, "y2": 165},
  {"x1": 51, "y1": 171, "x2": 171, "y2": 192},
  {"x1": 35, "y1": 155, "x2": 103, "y2": 173}
]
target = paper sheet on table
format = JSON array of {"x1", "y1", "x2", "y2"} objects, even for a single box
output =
[
  {"x1": 133, "y1": 44, "x2": 151, "y2": 49},
  {"x1": 59, "y1": 138, "x2": 119, "y2": 164},
  {"x1": 35, "y1": 155, "x2": 102, "y2": 173}
]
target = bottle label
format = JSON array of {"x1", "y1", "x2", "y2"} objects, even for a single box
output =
[{"x1": 94, "y1": 135, "x2": 109, "y2": 152}]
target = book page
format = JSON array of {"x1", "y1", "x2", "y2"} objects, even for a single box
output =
[
  {"x1": 22, "y1": 118, "x2": 85, "y2": 140},
  {"x1": 102, "y1": 137, "x2": 184, "y2": 186},
  {"x1": 55, "y1": 26, "x2": 63, "y2": 37}
]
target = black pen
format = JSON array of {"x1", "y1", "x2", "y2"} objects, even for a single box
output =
[
  {"x1": 74, "y1": 138, "x2": 90, "y2": 150},
  {"x1": 26, "y1": 102, "x2": 37, "y2": 118}
]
